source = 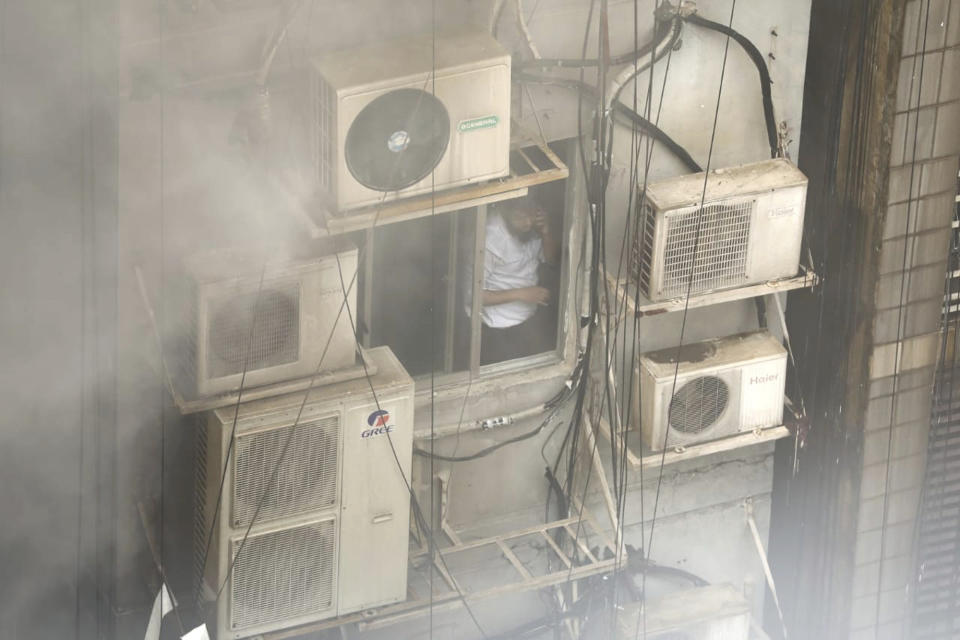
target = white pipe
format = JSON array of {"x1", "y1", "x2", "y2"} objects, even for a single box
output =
[
  {"x1": 605, "y1": 17, "x2": 681, "y2": 114},
  {"x1": 515, "y1": 0, "x2": 541, "y2": 59}
]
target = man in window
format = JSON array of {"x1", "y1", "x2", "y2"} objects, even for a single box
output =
[{"x1": 472, "y1": 197, "x2": 561, "y2": 365}]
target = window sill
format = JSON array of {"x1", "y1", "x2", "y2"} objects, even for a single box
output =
[{"x1": 411, "y1": 351, "x2": 577, "y2": 440}]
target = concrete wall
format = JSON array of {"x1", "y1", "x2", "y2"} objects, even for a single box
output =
[{"x1": 851, "y1": 1, "x2": 960, "y2": 637}]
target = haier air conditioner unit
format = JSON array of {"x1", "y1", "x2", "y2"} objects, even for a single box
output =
[
  {"x1": 635, "y1": 331, "x2": 786, "y2": 451},
  {"x1": 616, "y1": 584, "x2": 751, "y2": 640},
  {"x1": 195, "y1": 346, "x2": 414, "y2": 640},
  {"x1": 310, "y1": 28, "x2": 511, "y2": 212},
  {"x1": 176, "y1": 242, "x2": 358, "y2": 397},
  {"x1": 632, "y1": 158, "x2": 808, "y2": 301}
]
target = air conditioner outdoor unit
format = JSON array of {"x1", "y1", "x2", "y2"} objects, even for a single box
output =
[
  {"x1": 177, "y1": 242, "x2": 358, "y2": 397},
  {"x1": 632, "y1": 158, "x2": 807, "y2": 301},
  {"x1": 310, "y1": 28, "x2": 511, "y2": 212},
  {"x1": 195, "y1": 346, "x2": 414, "y2": 640},
  {"x1": 616, "y1": 584, "x2": 751, "y2": 639},
  {"x1": 635, "y1": 331, "x2": 786, "y2": 451}
]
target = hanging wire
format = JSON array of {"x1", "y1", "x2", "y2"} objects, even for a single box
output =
[
  {"x1": 637, "y1": 2, "x2": 739, "y2": 637},
  {"x1": 875, "y1": 0, "x2": 933, "y2": 631}
]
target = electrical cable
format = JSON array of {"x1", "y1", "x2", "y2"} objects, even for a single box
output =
[
  {"x1": 874, "y1": 0, "x2": 932, "y2": 630},
  {"x1": 636, "y1": 2, "x2": 739, "y2": 638},
  {"x1": 192, "y1": 266, "x2": 268, "y2": 605},
  {"x1": 609, "y1": 1, "x2": 678, "y2": 634},
  {"x1": 516, "y1": 71, "x2": 701, "y2": 172},
  {"x1": 413, "y1": 397, "x2": 570, "y2": 462},
  {"x1": 329, "y1": 252, "x2": 491, "y2": 639},
  {"x1": 681, "y1": 12, "x2": 779, "y2": 158}
]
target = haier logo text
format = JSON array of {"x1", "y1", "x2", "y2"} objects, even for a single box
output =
[
  {"x1": 749, "y1": 373, "x2": 779, "y2": 385},
  {"x1": 363, "y1": 410, "x2": 395, "y2": 439}
]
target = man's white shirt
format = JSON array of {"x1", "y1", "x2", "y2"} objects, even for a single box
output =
[{"x1": 472, "y1": 212, "x2": 543, "y2": 328}]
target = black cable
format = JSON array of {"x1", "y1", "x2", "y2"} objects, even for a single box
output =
[
  {"x1": 875, "y1": 0, "x2": 932, "y2": 629},
  {"x1": 682, "y1": 12, "x2": 778, "y2": 158},
  {"x1": 193, "y1": 267, "x2": 268, "y2": 605},
  {"x1": 516, "y1": 72, "x2": 701, "y2": 172},
  {"x1": 637, "y1": 2, "x2": 739, "y2": 638}
]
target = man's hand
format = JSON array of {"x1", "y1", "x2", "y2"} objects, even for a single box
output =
[
  {"x1": 532, "y1": 209, "x2": 549, "y2": 236},
  {"x1": 482, "y1": 286, "x2": 550, "y2": 306},
  {"x1": 515, "y1": 286, "x2": 550, "y2": 306}
]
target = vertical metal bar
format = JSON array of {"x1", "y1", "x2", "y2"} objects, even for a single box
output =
[
  {"x1": 361, "y1": 227, "x2": 376, "y2": 348},
  {"x1": 470, "y1": 205, "x2": 487, "y2": 374},
  {"x1": 444, "y1": 216, "x2": 459, "y2": 373}
]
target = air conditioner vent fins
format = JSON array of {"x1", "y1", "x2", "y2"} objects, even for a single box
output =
[
  {"x1": 232, "y1": 415, "x2": 340, "y2": 528},
  {"x1": 207, "y1": 286, "x2": 301, "y2": 379},
  {"x1": 668, "y1": 376, "x2": 730, "y2": 434},
  {"x1": 230, "y1": 519, "x2": 337, "y2": 629}
]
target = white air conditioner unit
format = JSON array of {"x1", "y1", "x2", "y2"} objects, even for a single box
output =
[
  {"x1": 635, "y1": 331, "x2": 786, "y2": 451},
  {"x1": 632, "y1": 158, "x2": 807, "y2": 301},
  {"x1": 616, "y1": 584, "x2": 751, "y2": 639},
  {"x1": 195, "y1": 346, "x2": 414, "y2": 640},
  {"x1": 177, "y1": 243, "x2": 358, "y2": 397},
  {"x1": 310, "y1": 28, "x2": 511, "y2": 212}
]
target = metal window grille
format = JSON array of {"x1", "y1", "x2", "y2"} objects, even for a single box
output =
[
  {"x1": 944, "y1": 166, "x2": 960, "y2": 320},
  {"x1": 659, "y1": 201, "x2": 754, "y2": 299},
  {"x1": 229, "y1": 519, "x2": 337, "y2": 630},
  {"x1": 914, "y1": 162, "x2": 960, "y2": 638}
]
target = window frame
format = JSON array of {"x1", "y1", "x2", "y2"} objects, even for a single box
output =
[{"x1": 358, "y1": 140, "x2": 585, "y2": 395}]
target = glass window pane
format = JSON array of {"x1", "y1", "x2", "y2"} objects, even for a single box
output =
[{"x1": 366, "y1": 211, "x2": 474, "y2": 377}]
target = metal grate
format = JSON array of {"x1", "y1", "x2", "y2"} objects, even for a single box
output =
[
  {"x1": 632, "y1": 202, "x2": 658, "y2": 296},
  {"x1": 943, "y1": 165, "x2": 960, "y2": 319},
  {"x1": 312, "y1": 72, "x2": 335, "y2": 194},
  {"x1": 207, "y1": 285, "x2": 301, "y2": 380},
  {"x1": 912, "y1": 162, "x2": 960, "y2": 638},
  {"x1": 668, "y1": 376, "x2": 729, "y2": 434},
  {"x1": 231, "y1": 415, "x2": 340, "y2": 528},
  {"x1": 192, "y1": 420, "x2": 209, "y2": 598},
  {"x1": 229, "y1": 519, "x2": 337, "y2": 630},
  {"x1": 659, "y1": 200, "x2": 754, "y2": 298}
]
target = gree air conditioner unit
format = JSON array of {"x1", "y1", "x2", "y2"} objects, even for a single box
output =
[
  {"x1": 194, "y1": 346, "x2": 414, "y2": 640},
  {"x1": 635, "y1": 331, "x2": 786, "y2": 452},
  {"x1": 177, "y1": 242, "x2": 358, "y2": 398},
  {"x1": 616, "y1": 584, "x2": 751, "y2": 640},
  {"x1": 310, "y1": 28, "x2": 511, "y2": 212},
  {"x1": 631, "y1": 158, "x2": 807, "y2": 301}
]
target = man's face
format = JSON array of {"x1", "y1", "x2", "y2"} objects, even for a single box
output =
[{"x1": 503, "y1": 207, "x2": 536, "y2": 241}]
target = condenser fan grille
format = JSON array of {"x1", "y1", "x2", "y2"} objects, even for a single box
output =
[
  {"x1": 659, "y1": 200, "x2": 754, "y2": 298},
  {"x1": 344, "y1": 88, "x2": 450, "y2": 192},
  {"x1": 668, "y1": 376, "x2": 729, "y2": 434},
  {"x1": 230, "y1": 520, "x2": 336, "y2": 630},
  {"x1": 232, "y1": 415, "x2": 340, "y2": 527},
  {"x1": 207, "y1": 285, "x2": 300, "y2": 379}
]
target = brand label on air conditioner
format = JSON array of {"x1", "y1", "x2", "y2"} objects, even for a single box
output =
[
  {"x1": 749, "y1": 373, "x2": 780, "y2": 385},
  {"x1": 458, "y1": 115, "x2": 499, "y2": 133},
  {"x1": 362, "y1": 409, "x2": 395, "y2": 439},
  {"x1": 768, "y1": 206, "x2": 797, "y2": 218}
]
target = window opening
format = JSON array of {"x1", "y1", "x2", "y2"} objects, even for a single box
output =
[{"x1": 357, "y1": 143, "x2": 572, "y2": 380}]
